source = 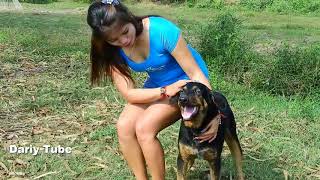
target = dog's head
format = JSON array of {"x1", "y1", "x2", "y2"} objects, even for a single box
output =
[{"x1": 170, "y1": 82, "x2": 215, "y2": 129}]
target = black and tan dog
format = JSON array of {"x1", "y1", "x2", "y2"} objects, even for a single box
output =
[{"x1": 170, "y1": 82, "x2": 244, "y2": 180}]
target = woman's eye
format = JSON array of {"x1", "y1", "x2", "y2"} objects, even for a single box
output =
[{"x1": 122, "y1": 30, "x2": 128, "y2": 35}]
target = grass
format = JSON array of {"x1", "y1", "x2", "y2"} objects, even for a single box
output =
[{"x1": 0, "y1": 0, "x2": 319, "y2": 179}]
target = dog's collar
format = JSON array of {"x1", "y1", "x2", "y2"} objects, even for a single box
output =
[{"x1": 190, "y1": 113, "x2": 223, "y2": 137}]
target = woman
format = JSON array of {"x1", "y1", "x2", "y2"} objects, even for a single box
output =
[{"x1": 87, "y1": 0, "x2": 220, "y2": 179}]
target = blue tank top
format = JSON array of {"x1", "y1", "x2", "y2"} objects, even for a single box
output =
[{"x1": 119, "y1": 16, "x2": 209, "y2": 88}]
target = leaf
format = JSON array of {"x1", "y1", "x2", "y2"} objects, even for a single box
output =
[
  {"x1": 283, "y1": 169, "x2": 289, "y2": 180},
  {"x1": 0, "y1": 161, "x2": 9, "y2": 174},
  {"x1": 6, "y1": 133, "x2": 18, "y2": 140},
  {"x1": 8, "y1": 172, "x2": 25, "y2": 176},
  {"x1": 14, "y1": 159, "x2": 28, "y2": 167},
  {"x1": 93, "y1": 163, "x2": 108, "y2": 169},
  {"x1": 31, "y1": 126, "x2": 44, "y2": 135},
  {"x1": 33, "y1": 171, "x2": 58, "y2": 179}
]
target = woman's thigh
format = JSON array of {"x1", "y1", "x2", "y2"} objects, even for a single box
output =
[
  {"x1": 135, "y1": 99, "x2": 181, "y2": 139},
  {"x1": 117, "y1": 103, "x2": 149, "y2": 137}
]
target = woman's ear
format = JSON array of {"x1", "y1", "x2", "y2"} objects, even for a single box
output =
[{"x1": 169, "y1": 92, "x2": 180, "y2": 105}]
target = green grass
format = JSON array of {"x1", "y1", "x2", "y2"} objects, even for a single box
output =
[{"x1": 0, "y1": 1, "x2": 319, "y2": 179}]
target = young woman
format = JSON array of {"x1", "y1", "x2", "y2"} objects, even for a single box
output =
[{"x1": 87, "y1": 0, "x2": 220, "y2": 179}]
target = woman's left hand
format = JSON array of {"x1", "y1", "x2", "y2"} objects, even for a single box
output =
[{"x1": 194, "y1": 115, "x2": 221, "y2": 143}]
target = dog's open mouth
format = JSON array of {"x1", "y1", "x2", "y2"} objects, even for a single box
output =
[{"x1": 181, "y1": 106, "x2": 198, "y2": 120}]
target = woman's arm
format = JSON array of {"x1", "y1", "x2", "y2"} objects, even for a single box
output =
[
  {"x1": 171, "y1": 34, "x2": 219, "y2": 143},
  {"x1": 111, "y1": 68, "x2": 162, "y2": 104},
  {"x1": 171, "y1": 35, "x2": 212, "y2": 90},
  {"x1": 111, "y1": 68, "x2": 188, "y2": 104}
]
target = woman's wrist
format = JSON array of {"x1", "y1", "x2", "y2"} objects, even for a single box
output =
[{"x1": 160, "y1": 86, "x2": 169, "y2": 100}]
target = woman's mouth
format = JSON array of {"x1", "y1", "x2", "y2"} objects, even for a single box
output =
[{"x1": 124, "y1": 41, "x2": 131, "y2": 47}]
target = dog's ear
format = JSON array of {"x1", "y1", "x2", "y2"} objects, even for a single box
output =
[
  {"x1": 203, "y1": 87, "x2": 214, "y2": 105},
  {"x1": 169, "y1": 92, "x2": 180, "y2": 105},
  {"x1": 211, "y1": 91, "x2": 227, "y2": 110}
]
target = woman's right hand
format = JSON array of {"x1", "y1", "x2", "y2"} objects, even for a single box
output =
[{"x1": 165, "y1": 80, "x2": 192, "y2": 97}]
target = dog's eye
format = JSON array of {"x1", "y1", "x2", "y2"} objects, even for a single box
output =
[{"x1": 195, "y1": 88, "x2": 201, "y2": 95}]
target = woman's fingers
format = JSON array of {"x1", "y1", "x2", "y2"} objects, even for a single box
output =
[
  {"x1": 194, "y1": 133, "x2": 213, "y2": 140},
  {"x1": 195, "y1": 133, "x2": 217, "y2": 143},
  {"x1": 178, "y1": 79, "x2": 192, "y2": 86},
  {"x1": 199, "y1": 135, "x2": 213, "y2": 143},
  {"x1": 208, "y1": 134, "x2": 217, "y2": 143}
]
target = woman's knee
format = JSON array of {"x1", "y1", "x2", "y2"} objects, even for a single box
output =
[
  {"x1": 135, "y1": 119, "x2": 158, "y2": 144},
  {"x1": 116, "y1": 117, "x2": 136, "y2": 141}
]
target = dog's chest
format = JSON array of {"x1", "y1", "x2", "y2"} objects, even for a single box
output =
[{"x1": 179, "y1": 142, "x2": 218, "y2": 160}]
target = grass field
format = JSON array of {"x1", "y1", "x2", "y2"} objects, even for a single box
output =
[{"x1": 0, "y1": 1, "x2": 319, "y2": 179}]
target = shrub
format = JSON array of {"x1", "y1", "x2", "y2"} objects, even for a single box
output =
[
  {"x1": 195, "y1": 0, "x2": 224, "y2": 8},
  {"x1": 198, "y1": 12, "x2": 320, "y2": 97},
  {"x1": 199, "y1": 11, "x2": 252, "y2": 82},
  {"x1": 21, "y1": 0, "x2": 58, "y2": 4},
  {"x1": 270, "y1": 44, "x2": 320, "y2": 96},
  {"x1": 240, "y1": 0, "x2": 320, "y2": 13},
  {"x1": 151, "y1": 0, "x2": 224, "y2": 8},
  {"x1": 240, "y1": 0, "x2": 273, "y2": 10},
  {"x1": 73, "y1": 0, "x2": 95, "y2": 3},
  {"x1": 247, "y1": 44, "x2": 320, "y2": 97}
]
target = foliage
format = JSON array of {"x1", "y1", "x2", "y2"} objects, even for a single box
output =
[
  {"x1": 199, "y1": 12, "x2": 320, "y2": 97},
  {"x1": 73, "y1": 0, "x2": 95, "y2": 3},
  {"x1": 240, "y1": 0, "x2": 274, "y2": 10},
  {"x1": 20, "y1": 0, "x2": 58, "y2": 4},
  {"x1": 240, "y1": 0, "x2": 320, "y2": 13},
  {"x1": 243, "y1": 44, "x2": 320, "y2": 97},
  {"x1": 199, "y1": 12, "x2": 252, "y2": 83},
  {"x1": 1, "y1": 2, "x2": 320, "y2": 179},
  {"x1": 150, "y1": 0, "x2": 320, "y2": 14},
  {"x1": 266, "y1": 44, "x2": 319, "y2": 96}
]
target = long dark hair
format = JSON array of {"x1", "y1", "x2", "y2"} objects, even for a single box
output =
[{"x1": 87, "y1": 1, "x2": 147, "y2": 86}]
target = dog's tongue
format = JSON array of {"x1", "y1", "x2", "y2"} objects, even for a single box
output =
[{"x1": 182, "y1": 106, "x2": 197, "y2": 120}]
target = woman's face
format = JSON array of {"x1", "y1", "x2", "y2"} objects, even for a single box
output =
[{"x1": 105, "y1": 22, "x2": 136, "y2": 48}]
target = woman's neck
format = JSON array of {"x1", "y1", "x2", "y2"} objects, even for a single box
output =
[{"x1": 135, "y1": 18, "x2": 149, "y2": 46}]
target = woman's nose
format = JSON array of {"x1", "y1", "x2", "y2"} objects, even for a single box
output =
[{"x1": 119, "y1": 36, "x2": 129, "y2": 45}]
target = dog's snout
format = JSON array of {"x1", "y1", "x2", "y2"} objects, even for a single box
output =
[{"x1": 179, "y1": 94, "x2": 188, "y2": 104}]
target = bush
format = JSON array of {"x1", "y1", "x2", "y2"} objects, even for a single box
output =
[
  {"x1": 240, "y1": 0, "x2": 320, "y2": 13},
  {"x1": 194, "y1": 0, "x2": 224, "y2": 9},
  {"x1": 246, "y1": 44, "x2": 320, "y2": 97},
  {"x1": 198, "y1": 12, "x2": 320, "y2": 97},
  {"x1": 21, "y1": 0, "x2": 58, "y2": 4},
  {"x1": 270, "y1": 44, "x2": 320, "y2": 96},
  {"x1": 199, "y1": 12, "x2": 252, "y2": 82},
  {"x1": 240, "y1": 0, "x2": 273, "y2": 10},
  {"x1": 151, "y1": 0, "x2": 224, "y2": 8},
  {"x1": 73, "y1": 0, "x2": 95, "y2": 3}
]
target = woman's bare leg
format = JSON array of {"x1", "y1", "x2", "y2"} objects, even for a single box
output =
[
  {"x1": 135, "y1": 99, "x2": 181, "y2": 180},
  {"x1": 117, "y1": 103, "x2": 149, "y2": 180}
]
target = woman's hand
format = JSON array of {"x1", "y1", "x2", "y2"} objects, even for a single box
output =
[
  {"x1": 194, "y1": 115, "x2": 221, "y2": 143},
  {"x1": 165, "y1": 80, "x2": 191, "y2": 97}
]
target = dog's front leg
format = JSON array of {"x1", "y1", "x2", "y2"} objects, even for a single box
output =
[
  {"x1": 203, "y1": 150, "x2": 221, "y2": 180},
  {"x1": 177, "y1": 154, "x2": 186, "y2": 180},
  {"x1": 177, "y1": 154, "x2": 195, "y2": 180},
  {"x1": 207, "y1": 158, "x2": 221, "y2": 180}
]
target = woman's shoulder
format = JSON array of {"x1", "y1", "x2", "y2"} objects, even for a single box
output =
[
  {"x1": 148, "y1": 16, "x2": 181, "y2": 52},
  {"x1": 149, "y1": 16, "x2": 178, "y2": 28}
]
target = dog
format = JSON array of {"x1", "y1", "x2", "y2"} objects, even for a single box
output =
[{"x1": 170, "y1": 82, "x2": 244, "y2": 180}]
